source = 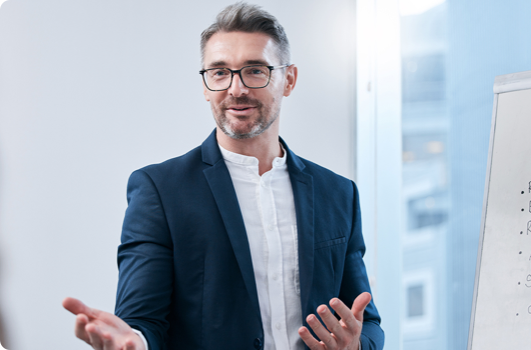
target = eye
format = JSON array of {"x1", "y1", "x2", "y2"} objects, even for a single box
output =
[
  {"x1": 208, "y1": 69, "x2": 230, "y2": 77},
  {"x1": 242, "y1": 66, "x2": 269, "y2": 78},
  {"x1": 249, "y1": 67, "x2": 267, "y2": 75}
]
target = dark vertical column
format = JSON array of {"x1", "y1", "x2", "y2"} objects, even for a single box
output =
[{"x1": 0, "y1": 315, "x2": 7, "y2": 349}]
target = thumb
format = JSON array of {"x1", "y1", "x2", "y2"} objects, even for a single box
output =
[{"x1": 352, "y1": 292, "x2": 372, "y2": 321}]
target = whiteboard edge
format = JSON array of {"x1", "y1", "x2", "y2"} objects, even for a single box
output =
[
  {"x1": 493, "y1": 70, "x2": 531, "y2": 94},
  {"x1": 467, "y1": 91, "x2": 499, "y2": 350}
]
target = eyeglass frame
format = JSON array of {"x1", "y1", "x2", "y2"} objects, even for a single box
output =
[{"x1": 199, "y1": 64, "x2": 290, "y2": 92}]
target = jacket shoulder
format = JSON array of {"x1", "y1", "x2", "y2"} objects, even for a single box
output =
[
  {"x1": 132, "y1": 145, "x2": 204, "y2": 181},
  {"x1": 296, "y1": 156, "x2": 355, "y2": 190}
]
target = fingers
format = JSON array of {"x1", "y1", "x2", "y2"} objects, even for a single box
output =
[
  {"x1": 317, "y1": 304, "x2": 346, "y2": 339},
  {"x1": 78, "y1": 319, "x2": 141, "y2": 350},
  {"x1": 329, "y1": 293, "x2": 371, "y2": 335},
  {"x1": 63, "y1": 297, "x2": 86, "y2": 315},
  {"x1": 101, "y1": 330, "x2": 115, "y2": 350},
  {"x1": 298, "y1": 326, "x2": 325, "y2": 350},
  {"x1": 65, "y1": 297, "x2": 141, "y2": 350},
  {"x1": 63, "y1": 297, "x2": 99, "y2": 318},
  {"x1": 330, "y1": 298, "x2": 358, "y2": 332},
  {"x1": 124, "y1": 338, "x2": 137, "y2": 350},
  {"x1": 74, "y1": 313, "x2": 91, "y2": 343},
  {"x1": 85, "y1": 324, "x2": 121, "y2": 350},
  {"x1": 86, "y1": 323, "x2": 105, "y2": 350},
  {"x1": 306, "y1": 312, "x2": 337, "y2": 348},
  {"x1": 299, "y1": 294, "x2": 372, "y2": 350},
  {"x1": 352, "y1": 292, "x2": 372, "y2": 321}
]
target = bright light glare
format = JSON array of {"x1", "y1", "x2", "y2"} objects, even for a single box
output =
[
  {"x1": 0, "y1": 0, "x2": 8, "y2": 8},
  {"x1": 400, "y1": 0, "x2": 445, "y2": 16}
]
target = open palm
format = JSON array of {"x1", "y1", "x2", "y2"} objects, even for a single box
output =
[{"x1": 63, "y1": 297, "x2": 145, "y2": 350}]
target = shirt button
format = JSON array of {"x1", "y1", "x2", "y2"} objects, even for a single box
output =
[
  {"x1": 267, "y1": 225, "x2": 274, "y2": 231},
  {"x1": 275, "y1": 322, "x2": 281, "y2": 330},
  {"x1": 272, "y1": 274, "x2": 278, "y2": 281}
]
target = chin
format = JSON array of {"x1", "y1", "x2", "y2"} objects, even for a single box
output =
[
  {"x1": 222, "y1": 123, "x2": 264, "y2": 139},
  {"x1": 213, "y1": 105, "x2": 277, "y2": 140}
]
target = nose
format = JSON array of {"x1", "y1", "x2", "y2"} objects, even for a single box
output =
[{"x1": 228, "y1": 72, "x2": 249, "y2": 97}]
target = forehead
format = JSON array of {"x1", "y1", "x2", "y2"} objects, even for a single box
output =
[{"x1": 203, "y1": 31, "x2": 279, "y2": 68}]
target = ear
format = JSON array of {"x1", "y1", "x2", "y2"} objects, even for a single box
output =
[{"x1": 283, "y1": 64, "x2": 298, "y2": 97}]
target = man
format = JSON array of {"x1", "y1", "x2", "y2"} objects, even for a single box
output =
[{"x1": 63, "y1": 3, "x2": 384, "y2": 350}]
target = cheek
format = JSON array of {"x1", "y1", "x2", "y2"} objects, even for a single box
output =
[
  {"x1": 206, "y1": 93, "x2": 217, "y2": 104},
  {"x1": 267, "y1": 79, "x2": 287, "y2": 99}
]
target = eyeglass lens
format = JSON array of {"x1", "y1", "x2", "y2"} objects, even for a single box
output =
[{"x1": 204, "y1": 66, "x2": 270, "y2": 90}]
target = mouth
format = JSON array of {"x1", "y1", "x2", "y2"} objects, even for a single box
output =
[
  {"x1": 225, "y1": 105, "x2": 257, "y2": 115},
  {"x1": 227, "y1": 105, "x2": 255, "y2": 111}
]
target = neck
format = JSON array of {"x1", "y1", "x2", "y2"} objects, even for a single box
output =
[{"x1": 216, "y1": 125, "x2": 282, "y2": 176}]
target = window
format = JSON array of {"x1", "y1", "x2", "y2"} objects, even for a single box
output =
[{"x1": 356, "y1": 0, "x2": 531, "y2": 349}]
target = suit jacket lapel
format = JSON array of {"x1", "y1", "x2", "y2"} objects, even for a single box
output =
[
  {"x1": 201, "y1": 131, "x2": 261, "y2": 321},
  {"x1": 201, "y1": 131, "x2": 315, "y2": 320},
  {"x1": 283, "y1": 139, "x2": 315, "y2": 315}
]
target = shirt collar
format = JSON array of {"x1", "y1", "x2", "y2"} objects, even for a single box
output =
[{"x1": 218, "y1": 143, "x2": 287, "y2": 168}]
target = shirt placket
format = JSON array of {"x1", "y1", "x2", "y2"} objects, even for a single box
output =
[{"x1": 259, "y1": 169, "x2": 290, "y2": 349}]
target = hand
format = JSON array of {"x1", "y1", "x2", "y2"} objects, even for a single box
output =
[
  {"x1": 62, "y1": 297, "x2": 146, "y2": 350},
  {"x1": 298, "y1": 292, "x2": 372, "y2": 350}
]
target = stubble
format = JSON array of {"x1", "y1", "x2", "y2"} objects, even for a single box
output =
[{"x1": 212, "y1": 96, "x2": 280, "y2": 139}]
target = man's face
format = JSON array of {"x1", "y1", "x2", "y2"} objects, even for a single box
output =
[{"x1": 202, "y1": 31, "x2": 296, "y2": 139}]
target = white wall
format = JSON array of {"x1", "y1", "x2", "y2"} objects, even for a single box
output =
[{"x1": 0, "y1": 0, "x2": 357, "y2": 349}]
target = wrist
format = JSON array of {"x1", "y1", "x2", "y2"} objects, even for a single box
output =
[{"x1": 131, "y1": 328, "x2": 148, "y2": 350}]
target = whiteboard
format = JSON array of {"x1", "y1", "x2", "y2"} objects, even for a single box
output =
[{"x1": 468, "y1": 70, "x2": 531, "y2": 350}]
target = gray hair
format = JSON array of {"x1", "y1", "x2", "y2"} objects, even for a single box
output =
[{"x1": 200, "y1": 2, "x2": 290, "y2": 66}]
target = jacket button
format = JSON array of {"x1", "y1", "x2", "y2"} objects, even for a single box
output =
[{"x1": 254, "y1": 338, "x2": 263, "y2": 349}]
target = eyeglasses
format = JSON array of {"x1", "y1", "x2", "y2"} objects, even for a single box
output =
[{"x1": 199, "y1": 65, "x2": 289, "y2": 91}]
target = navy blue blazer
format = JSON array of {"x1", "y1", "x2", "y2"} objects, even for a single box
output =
[{"x1": 115, "y1": 130, "x2": 384, "y2": 350}]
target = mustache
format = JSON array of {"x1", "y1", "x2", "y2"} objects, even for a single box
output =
[{"x1": 220, "y1": 96, "x2": 262, "y2": 109}]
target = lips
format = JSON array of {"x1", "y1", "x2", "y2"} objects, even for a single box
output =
[
  {"x1": 226, "y1": 105, "x2": 255, "y2": 111},
  {"x1": 225, "y1": 105, "x2": 257, "y2": 116},
  {"x1": 220, "y1": 97, "x2": 262, "y2": 116}
]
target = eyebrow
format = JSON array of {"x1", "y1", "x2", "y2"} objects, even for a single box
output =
[
  {"x1": 244, "y1": 59, "x2": 269, "y2": 66},
  {"x1": 208, "y1": 61, "x2": 227, "y2": 68},
  {"x1": 206, "y1": 59, "x2": 271, "y2": 69}
]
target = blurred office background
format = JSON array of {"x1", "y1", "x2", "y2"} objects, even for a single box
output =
[
  {"x1": 0, "y1": 0, "x2": 530, "y2": 349},
  {"x1": 395, "y1": 0, "x2": 531, "y2": 349}
]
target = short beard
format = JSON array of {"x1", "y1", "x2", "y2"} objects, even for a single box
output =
[{"x1": 213, "y1": 96, "x2": 279, "y2": 140}]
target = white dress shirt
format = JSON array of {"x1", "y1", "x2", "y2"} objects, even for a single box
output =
[{"x1": 219, "y1": 144, "x2": 304, "y2": 350}]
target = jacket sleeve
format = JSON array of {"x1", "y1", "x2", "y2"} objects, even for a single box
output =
[
  {"x1": 115, "y1": 169, "x2": 174, "y2": 350},
  {"x1": 338, "y1": 181, "x2": 385, "y2": 350}
]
